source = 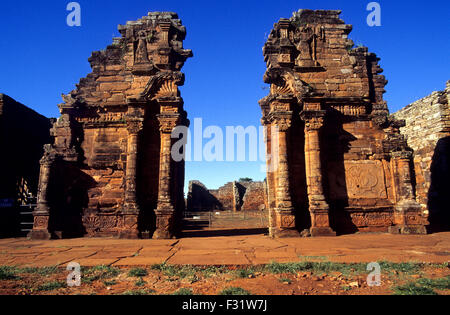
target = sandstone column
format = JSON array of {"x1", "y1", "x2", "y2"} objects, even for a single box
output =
[
  {"x1": 389, "y1": 151, "x2": 427, "y2": 234},
  {"x1": 270, "y1": 112, "x2": 300, "y2": 237},
  {"x1": 119, "y1": 117, "x2": 144, "y2": 239},
  {"x1": 300, "y1": 107, "x2": 336, "y2": 236},
  {"x1": 28, "y1": 146, "x2": 55, "y2": 240},
  {"x1": 153, "y1": 113, "x2": 180, "y2": 239}
]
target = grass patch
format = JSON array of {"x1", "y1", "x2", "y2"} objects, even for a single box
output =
[
  {"x1": 128, "y1": 268, "x2": 148, "y2": 278},
  {"x1": 265, "y1": 261, "x2": 367, "y2": 276},
  {"x1": 378, "y1": 261, "x2": 423, "y2": 275},
  {"x1": 279, "y1": 278, "x2": 292, "y2": 284},
  {"x1": 122, "y1": 289, "x2": 154, "y2": 296},
  {"x1": 393, "y1": 283, "x2": 438, "y2": 295},
  {"x1": 235, "y1": 268, "x2": 256, "y2": 279},
  {"x1": 393, "y1": 276, "x2": 449, "y2": 295},
  {"x1": 416, "y1": 277, "x2": 450, "y2": 290},
  {"x1": 151, "y1": 264, "x2": 197, "y2": 279},
  {"x1": 103, "y1": 280, "x2": 117, "y2": 286},
  {"x1": 172, "y1": 288, "x2": 194, "y2": 295},
  {"x1": 37, "y1": 281, "x2": 66, "y2": 292},
  {"x1": 220, "y1": 287, "x2": 252, "y2": 296},
  {"x1": 299, "y1": 256, "x2": 328, "y2": 261},
  {"x1": 20, "y1": 266, "x2": 59, "y2": 276},
  {"x1": 0, "y1": 266, "x2": 19, "y2": 280},
  {"x1": 82, "y1": 265, "x2": 120, "y2": 283},
  {"x1": 135, "y1": 278, "x2": 147, "y2": 287}
]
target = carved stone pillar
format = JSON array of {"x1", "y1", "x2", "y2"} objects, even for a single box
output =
[
  {"x1": 269, "y1": 112, "x2": 300, "y2": 238},
  {"x1": 153, "y1": 113, "x2": 180, "y2": 239},
  {"x1": 119, "y1": 117, "x2": 143, "y2": 239},
  {"x1": 300, "y1": 109, "x2": 336, "y2": 237},
  {"x1": 389, "y1": 151, "x2": 427, "y2": 235},
  {"x1": 28, "y1": 147, "x2": 56, "y2": 240}
]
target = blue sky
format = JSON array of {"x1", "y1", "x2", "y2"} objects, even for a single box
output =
[{"x1": 1, "y1": 0, "x2": 449, "y2": 192}]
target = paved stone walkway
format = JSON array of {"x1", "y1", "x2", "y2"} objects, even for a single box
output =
[{"x1": 0, "y1": 232, "x2": 448, "y2": 267}]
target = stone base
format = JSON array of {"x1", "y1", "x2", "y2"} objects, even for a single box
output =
[
  {"x1": 310, "y1": 227, "x2": 336, "y2": 237},
  {"x1": 28, "y1": 230, "x2": 52, "y2": 240},
  {"x1": 269, "y1": 227, "x2": 301, "y2": 238},
  {"x1": 153, "y1": 229, "x2": 176, "y2": 240},
  {"x1": 388, "y1": 225, "x2": 427, "y2": 235},
  {"x1": 118, "y1": 230, "x2": 140, "y2": 239}
]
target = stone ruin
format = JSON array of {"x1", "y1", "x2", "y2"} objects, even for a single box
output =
[
  {"x1": 25, "y1": 9, "x2": 442, "y2": 240},
  {"x1": 28, "y1": 12, "x2": 192, "y2": 239},
  {"x1": 187, "y1": 180, "x2": 268, "y2": 212},
  {"x1": 393, "y1": 81, "x2": 450, "y2": 232},
  {"x1": 260, "y1": 10, "x2": 428, "y2": 237}
]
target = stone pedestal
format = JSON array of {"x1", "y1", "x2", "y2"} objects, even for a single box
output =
[
  {"x1": 390, "y1": 152, "x2": 428, "y2": 235},
  {"x1": 28, "y1": 152, "x2": 54, "y2": 240}
]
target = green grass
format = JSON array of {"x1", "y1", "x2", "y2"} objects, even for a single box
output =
[
  {"x1": 37, "y1": 281, "x2": 66, "y2": 292},
  {"x1": 378, "y1": 261, "x2": 424, "y2": 275},
  {"x1": 235, "y1": 268, "x2": 256, "y2": 279},
  {"x1": 103, "y1": 280, "x2": 117, "y2": 286},
  {"x1": 128, "y1": 268, "x2": 148, "y2": 278},
  {"x1": 82, "y1": 265, "x2": 120, "y2": 283},
  {"x1": 172, "y1": 288, "x2": 194, "y2": 295},
  {"x1": 342, "y1": 285, "x2": 352, "y2": 292},
  {"x1": 299, "y1": 256, "x2": 328, "y2": 261},
  {"x1": 265, "y1": 261, "x2": 367, "y2": 276},
  {"x1": 0, "y1": 266, "x2": 19, "y2": 280},
  {"x1": 151, "y1": 264, "x2": 197, "y2": 279},
  {"x1": 279, "y1": 278, "x2": 292, "y2": 284},
  {"x1": 220, "y1": 287, "x2": 252, "y2": 296},
  {"x1": 135, "y1": 278, "x2": 147, "y2": 287},
  {"x1": 393, "y1": 276, "x2": 450, "y2": 295},
  {"x1": 122, "y1": 289, "x2": 154, "y2": 296},
  {"x1": 20, "y1": 266, "x2": 59, "y2": 276},
  {"x1": 265, "y1": 261, "x2": 432, "y2": 277}
]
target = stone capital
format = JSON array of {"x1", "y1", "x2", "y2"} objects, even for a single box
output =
[
  {"x1": 126, "y1": 118, "x2": 144, "y2": 135},
  {"x1": 300, "y1": 110, "x2": 326, "y2": 131},
  {"x1": 268, "y1": 111, "x2": 293, "y2": 132},
  {"x1": 158, "y1": 114, "x2": 181, "y2": 133}
]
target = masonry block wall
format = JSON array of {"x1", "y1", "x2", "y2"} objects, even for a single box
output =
[
  {"x1": 187, "y1": 180, "x2": 267, "y2": 212},
  {"x1": 392, "y1": 81, "x2": 450, "y2": 231},
  {"x1": 260, "y1": 10, "x2": 428, "y2": 237},
  {"x1": 29, "y1": 12, "x2": 192, "y2": 240}
]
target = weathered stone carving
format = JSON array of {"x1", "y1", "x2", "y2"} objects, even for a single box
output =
[
  {"x1": 29, "y1": 12, "x2": 192, "y2": 240},
  {"x1": 260, "y1": 10, "x2": 427, "y2": 237}
]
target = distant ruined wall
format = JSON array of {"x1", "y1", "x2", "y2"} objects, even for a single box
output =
[
  {"x1": 392, "y1": 81, "x2": 450, "y2": 230},
  {"x1": 187, "y1": 180, "x2": 267, "y2": 212}
]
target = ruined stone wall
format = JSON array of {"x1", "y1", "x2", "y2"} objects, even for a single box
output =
[
  {"x1": 187, "y1": 180, "x2": 267, "y2": 212},
  {"x1": 29, "y1": 12, "x2": 192, "y2": 240},
  {"x1": 241, "y1": 182, "x2": 267, "y2": 211},
  {"x1": 260, "y1": 10, "x2": 427, "y2": 237},
  {"x1": 392, "y1": 81, "x2": 450, "y2": 230}
]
